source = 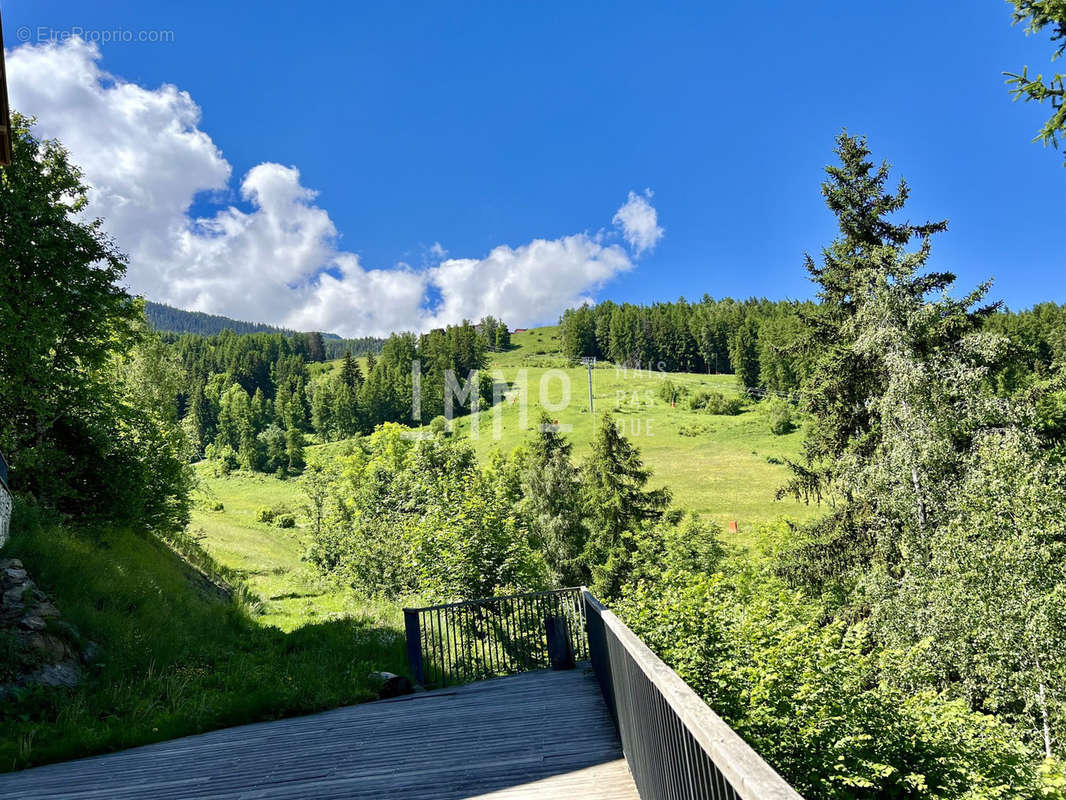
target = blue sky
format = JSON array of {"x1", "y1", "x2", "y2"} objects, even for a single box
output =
[{"x1": 5, "y1": 1, "x2": 1064, "y2": 334}]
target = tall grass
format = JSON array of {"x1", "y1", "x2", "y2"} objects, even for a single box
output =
[{"x1": 0, "y1": 502, "x2": 407, "y2": 772}]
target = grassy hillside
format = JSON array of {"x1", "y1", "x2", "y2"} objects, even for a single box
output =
[
  {"x1": 188, "y1": 466, "x2": 405, "y2": 632},
  {"x1": 0, "y1": 503, "x2": 406, "y2": 773},
  {"x1": 423, "y1": 325, "x2": 818, "y2": 535}
]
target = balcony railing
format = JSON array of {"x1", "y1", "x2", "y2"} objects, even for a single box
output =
[
  {"x1": 403, "y1": 587, "x2": 587, "y2": 688},
  {"x1": 404, "y1": 587, "x2": 804, "y2": 799}
]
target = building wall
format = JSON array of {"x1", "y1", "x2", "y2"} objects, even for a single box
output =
[{"x1": 0, "y1": 483, "x2": 10, "y2": 548}]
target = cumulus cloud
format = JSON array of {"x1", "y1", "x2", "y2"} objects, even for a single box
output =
[
  {"x1": 612, "y1": 189, "x2": 664, "y2": 255},
  {"x1": 7, "y1": 38, "x2": 660, "y2": 336}
]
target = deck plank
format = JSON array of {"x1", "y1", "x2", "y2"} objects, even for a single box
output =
[{"x1": 0, "y1": 666, "x2": 638, "y2": 799}]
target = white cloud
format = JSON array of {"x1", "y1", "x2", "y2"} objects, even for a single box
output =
[
  {"x1": 7, "y1": 38, "x2": 661, "y2": 336},
  {"x1": 612, "y1": 189, "x2": 664, "y2": 255}
]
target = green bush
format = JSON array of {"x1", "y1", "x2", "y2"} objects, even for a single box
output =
[
  {"x1": 765, "y1": 398, "x2": 795, "y2": 435},
  {"x1": 657, "y1": 378, "x2": 688, "y2": 405},
  {"x1": 689, "y1": 390, "x2": 745, "y2": 415},
  {"x1": 205, "y1": 443, "x2": 239, "y2": 476},
  {"x1": 254, "y1": 506, "x2": 276, "y2": 524},
  {"x1": 615, "y1": 525, "x2": 1042, "y2": 798},
  {"x1": 275, "y1": 513, "x2": 296, "y2": 529},
  {"x1": 256, "y1": 504, "x2": 293, "y2": 525},
  {"x1": 429, "y1": 415, "x2": 448, "y2": 436}
]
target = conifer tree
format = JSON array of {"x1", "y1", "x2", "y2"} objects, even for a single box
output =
[
  {"x1": 581, "y1": 413, "x2": 670, "y2": 597},
  {"x1": 782, "y1": 132, "x2": 990, "y2": 586},
  {"x1": 340, "y1": 351, "x2": 363, "y2": 390},
  {"x1": 520, "y1": 414, "x2": 588, "y2": 586}
]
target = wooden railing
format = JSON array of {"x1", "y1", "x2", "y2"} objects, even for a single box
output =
[{"x1": 403, "y1": 587, "x2": 588, "y2": 688}]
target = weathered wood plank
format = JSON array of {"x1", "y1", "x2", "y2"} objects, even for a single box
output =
[{"x1": 0, "y1": 666, "x2": 637, "y2": 800}]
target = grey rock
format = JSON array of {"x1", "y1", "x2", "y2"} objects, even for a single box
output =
[
  {"x1": 368, "y1": 671, "x2": 414, "y2": 699},
  {"x1": 19, "y1": 615, "x2": 46, "y2": 632},
  {"x1": 24, "y1": 632, "x2": 76, "y2": 662},
  {"x1": 0, "y1": 558, "x2": 24, "y2": 570},
  {"x1": 48, "y1": 619, "x2": 80, "y2": 640},
  {"x1": 3, "y1": 567, "x2": 28, "y2": 583},
  {"x1": 2, "y1": 585, "x2": 26, "y2": 606},
  {"x1": 36, "y1": 601, "x2": 60, "y2": 618},
  {"x1": 24, "y1": 662, "x2": 81, "y2": 689}
]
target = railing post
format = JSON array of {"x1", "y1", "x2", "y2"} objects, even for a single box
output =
[{"x1": 403, "y1": 608, "x2": 425, "y2": 687}]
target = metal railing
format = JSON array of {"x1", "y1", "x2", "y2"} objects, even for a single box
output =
[
  {"x1": 583, "y1": 590, "x2": 804, "y2": 800},
  {"x1": 403, "y1": 587, "x2": 588, "y2": 688},
  {"x1": 402, "y1": 587, "x2": 805, "y2": 798}
]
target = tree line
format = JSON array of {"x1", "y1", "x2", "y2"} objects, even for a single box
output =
[
  {"x1": 169, "y1": 319, "x2": 507, "y2": 476},
  {"x1": 621, "y1": 134, "x2": 1066, "y2": 797},
  {"x1": 559, "y1": 296, "x2": 1066, "y2": 398}
]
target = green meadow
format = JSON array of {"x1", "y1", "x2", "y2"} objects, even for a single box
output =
[
  {"x1": 189, "y1": 467, "x2": 405, "y2": 632},
  {"x1": 434, "y1": 326, "x2": 819, "y2": 536}
]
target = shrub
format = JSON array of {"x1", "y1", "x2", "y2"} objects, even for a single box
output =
[
  {"x1": 210, "y1": 501, "x2": 225, "y2": 512},
  {"x1": 616, "y1": 527, "x2": 1040, "y2": 798},
  {"x1": 657, "y1": 378, "x2": 687, "y2": 405},
  {"x1": 678, "y1": 423, "x2": 708, "y2": 437},
  {"x1": 205, "y1": 443, "x2": 239, "y2": 475},
  {"x1": 429, "y1": 415, "x2": 448, "y2": 436},
  {"x1": 257, "y1": 503, "x2": 294, "y2": 525},
  {"x1": 275, "y1": 513, "x2": 296, "y2": 529},
  {"x1": 690, "y1": 390, "x2": 745, "y2": 415},
  {"x1": 766, "y1": 398, "x2": 795, "y2": 435}
]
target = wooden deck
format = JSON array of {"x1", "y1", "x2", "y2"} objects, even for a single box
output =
[{"x1": 0, "y1": 666, "x2": 638, "y2": 800}]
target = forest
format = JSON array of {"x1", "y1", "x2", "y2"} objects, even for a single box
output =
[
  {"x1": 168, "y1": 316, "x2": 508, "y2": 475},
  {"x1": 559, "y1": 294, "x2": 1066, "y2": 397}
]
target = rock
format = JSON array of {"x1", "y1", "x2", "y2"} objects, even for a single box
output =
[
  {"x1": 3, "y1": 567, "x2": 28, "y2": 584},
  {"x1": 368, "y1": 671, "x2": 414, "y2": 699},
  {"x1": 49, "y1": 619, "x2": 80, "y2": 642},
  {"x1": 23, "y1": 632, "x2": 76, "y2": 662},
  {"x1": 2, "y1": 585, "x2": 26, "y2": 606},
  {"x1": 24, "y1": 662, "x2": 81, "y2": 689},
  {"x1": 19, "y1": 615, "x2": 46, "y2": 632},
  {"x1": 1, "y1": 562, "x2": 90, "y2": 690},
  {"x1": 0, "y1": 608, "x2": 21, "y2": 625}
]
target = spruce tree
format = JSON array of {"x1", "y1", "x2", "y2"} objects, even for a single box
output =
[
  {"x1": 520, "y1": 414, "x2": 588, "y2": 586},
  {"x1": 782, "y1": 132, "x2": 990, "y2": 586},
  {"x1": 340, "y1": 351, "x2": 363, "y2": 390},
  {"x1": 581, "y1": 413, "x2": 670, "y2": 597}
]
